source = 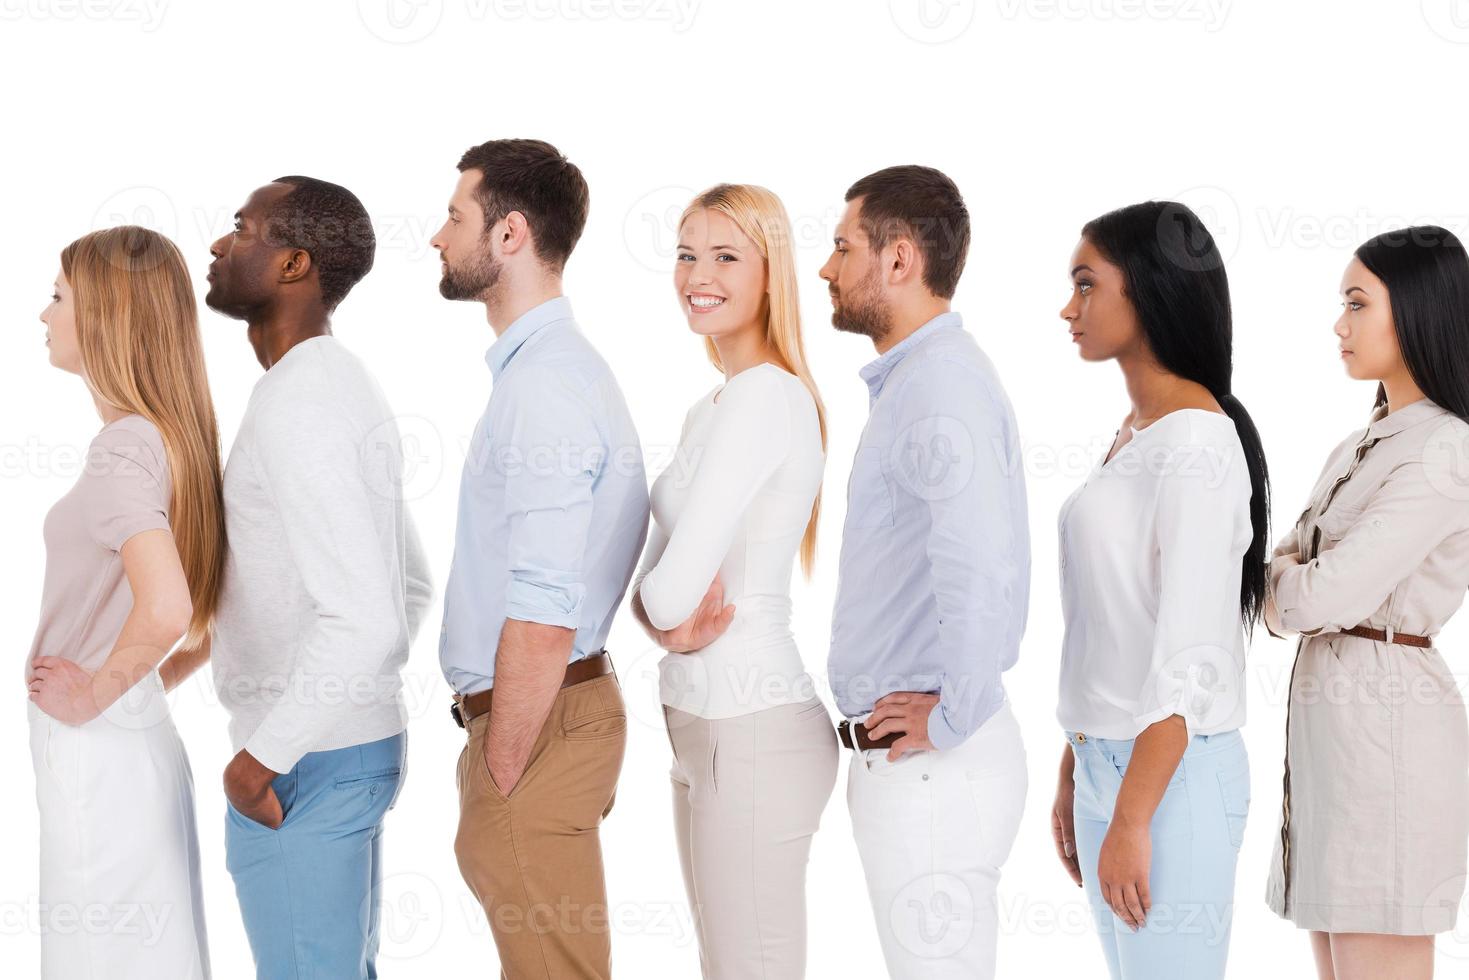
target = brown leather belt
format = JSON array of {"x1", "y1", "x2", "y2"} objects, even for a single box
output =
[
  {"x1": 450, "y1": 651, "x2": 613, "y2": 728},
  {"x1": 1333, "y1": 624, "x2": 1433, "y2": 648},
  {"x1": 837, "y1": 717, "x2": 900, "y2": 751}
]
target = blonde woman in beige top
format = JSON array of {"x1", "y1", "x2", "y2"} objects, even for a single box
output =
[
  {"x1": 27, "y1": 227, "x2": 225, "y2": 979},
  {"x1": 1265, "y1": 226, "x2": 1469, "y2": 980}
]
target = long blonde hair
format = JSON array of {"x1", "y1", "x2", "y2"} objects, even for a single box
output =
[
  {"x1": 679, "y1": 184, "x2": 827, "y2": 577},
  {"x1": 61, "y1": 226, "x2": 225, "y2": 651}
]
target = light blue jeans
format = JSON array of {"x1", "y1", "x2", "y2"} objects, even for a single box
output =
[
  {"x1": 225, "y1": 731, "x2": 406, "y2": 979},
  {"x1": 1068, "y1": 728, "x2": 1249, "y2": 980}
]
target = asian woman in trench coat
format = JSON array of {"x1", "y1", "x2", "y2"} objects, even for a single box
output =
[{"x1": 1265, "y1": 225, "x2": 1469, "y2": 980}]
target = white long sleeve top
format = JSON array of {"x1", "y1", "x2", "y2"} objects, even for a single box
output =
[
  {"x1": 634, "y1": 363, "x2": 825, "y2": 719},
  {"x1": 213, "y1": 336, "x2": 434, "y2": 773},
  {"x1": 1057, "y1": 409, "x2": 1252, "y2": 740}
]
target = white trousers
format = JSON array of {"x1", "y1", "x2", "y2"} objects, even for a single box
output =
[
  {"x1": 847, "y1": 699, "x2": 1027, "y2": 980},
  {"x1": 29, "y1": 669, "x2": 210, "y2": 979}
]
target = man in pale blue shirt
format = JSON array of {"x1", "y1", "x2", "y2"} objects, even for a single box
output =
[
  {"x1": 431, "y1": 139, "x2": 648, "y2": 980},
  {"x1": 438, "y1": 293, "x2": 647, "y2": 694},
  {"x1": 820, "y1": 165, "x2": 1030, "y2": 980}
]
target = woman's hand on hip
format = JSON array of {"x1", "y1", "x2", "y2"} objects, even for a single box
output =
[{"x1": 27, "y1": 655, "x2": 101, "y2": 726}]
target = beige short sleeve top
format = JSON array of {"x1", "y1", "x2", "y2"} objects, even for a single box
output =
[
  {"x1": 1266, "y1": 398, "x2": 1469, "y2": 641},
  {"x1": 27, "y1": 414, "x2": 173, "y2": 673}
]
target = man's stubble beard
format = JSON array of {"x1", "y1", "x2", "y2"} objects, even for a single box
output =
[
  {"x1": 830, "y1": 264, "x2": 892, "y2": 345},
  {"x1": 439, "y1": 239, "x2": 503, "y2": 302}
]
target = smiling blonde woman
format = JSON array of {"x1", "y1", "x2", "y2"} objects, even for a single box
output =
[{"x1": 630, "y1": 183, "x2": 838, "y2": 980}]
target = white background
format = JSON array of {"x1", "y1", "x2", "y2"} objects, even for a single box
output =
[{"x1": 3, "y1": 0, "x2": 1469, "y2": 975}]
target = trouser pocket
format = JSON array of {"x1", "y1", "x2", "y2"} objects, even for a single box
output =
[{"x1": 1214, "y1": 750, "x2": 1251, "y2": 850}]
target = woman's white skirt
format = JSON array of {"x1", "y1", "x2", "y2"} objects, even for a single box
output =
[{"x1": 29, "y1": 669, "x2": 210, "y2": 978}]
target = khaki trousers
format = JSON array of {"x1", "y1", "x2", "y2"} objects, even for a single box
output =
[{"x1": 454, "y1": 672, "x2": 628, "y2": 979}]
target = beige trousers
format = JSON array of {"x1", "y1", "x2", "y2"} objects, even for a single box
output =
[
  {"x1": 454, "y1": 672, "x2": 628, "y2": 979},
  {"x1": 664, "y1": 696, "x2": 840, "y2": 979}
]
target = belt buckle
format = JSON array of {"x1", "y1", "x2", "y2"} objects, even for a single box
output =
[
  {"x1": 450, "y1": 699, "x2": 465, "y2": 729},
  {"x1": 837, "y1": 718, "x2": 854, "y2": 750}
]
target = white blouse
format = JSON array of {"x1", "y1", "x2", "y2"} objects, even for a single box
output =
[
  {"x1": 633, "y1": 363, "x2": 825, "y2": 719},
  {"x1": 1056, "y1": 409, "x2": 1253, "y2": 740}
]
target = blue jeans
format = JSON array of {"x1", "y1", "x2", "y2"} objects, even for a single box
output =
[
  {"x1": 1068, "y1": 728, "x2": 1249, "y2": 980},
  {"x1": 225, "y1": 731, "x2": 406, "y2": 979}
]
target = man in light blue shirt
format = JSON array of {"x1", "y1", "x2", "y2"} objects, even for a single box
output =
[
  {"x1": 438, "y1": 293, "x2": 648, "y2": 695},
  {"x1": 827, "y1": 309, "x2": 1030, "y2": 750},
  {"x1": 820, "y1": 165, "x2": 1030, "y2": 980},
  {"x1": 431, "y1": 139, "x2": 648, "y2": 980}
]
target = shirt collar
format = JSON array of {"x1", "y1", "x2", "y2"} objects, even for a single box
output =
[
  {"x1": 858, "y1": 311, "x2": 963, "y2": 399},
  {"x1": 485, "y1": 296, "x2": 575, "y2": 380},
  {"x1": 1366, "y1": 396, "x2": 1450, "y2": 440}
]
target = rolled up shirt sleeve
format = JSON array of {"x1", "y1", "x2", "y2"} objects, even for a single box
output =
[
  {"x1": 496, "y1": 368, "x2": 603, "y2": 630},
  {"x1": 893, "y1": 359, "x2": 1027, "y2": 753}
]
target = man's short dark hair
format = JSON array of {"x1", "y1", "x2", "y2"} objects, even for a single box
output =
[
  {"x1": 456, "y1": 138, "x2": 589, "y2": 272},
  {"x1": 265, "y1": 175, "x2": 376, "y2": 310},
  {"x1": 845, "y1": 165, "x2": 970, "y2": 299}
]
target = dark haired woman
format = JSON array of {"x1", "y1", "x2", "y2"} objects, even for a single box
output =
[
  {"x1": 1264, "y1": 226, "x2": 1469, "y2": 980},
  {"x1": 1049, "y1": 201, "x2": 1270, "y2": 979}
]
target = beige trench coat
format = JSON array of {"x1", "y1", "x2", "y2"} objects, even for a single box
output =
[{"x1": 1263, "y1": 397, "x2": 1469, "y2": 934}]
